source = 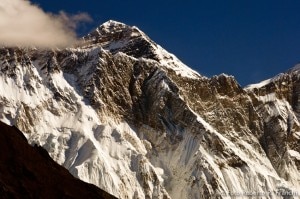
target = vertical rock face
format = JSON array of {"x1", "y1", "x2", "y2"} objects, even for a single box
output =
[
  {"x1": 246, "y1": 69, "x2": 300, "y2": 187},
  {"x1": 0, "y1": 121, "x2": 116, "y2": 199},
  {"x1": 0, "y1": 20, "x2": 300, "y2": 198}
]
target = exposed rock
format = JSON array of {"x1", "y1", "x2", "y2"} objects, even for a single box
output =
[{"x1": 0, "y1": 20, "x2": 300, "y2": 199}]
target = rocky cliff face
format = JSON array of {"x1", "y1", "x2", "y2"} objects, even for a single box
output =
[{"x1": 0, "y1": 20, "x2": 300, "y2": 198}]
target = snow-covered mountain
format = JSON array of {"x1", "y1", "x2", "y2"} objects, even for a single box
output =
[
  {"x1": 0, "y1": 121, "x2": 116, "y2": 199},
  {"x1": 1, "y1": 20, "x2": 300, "y2": 198}
]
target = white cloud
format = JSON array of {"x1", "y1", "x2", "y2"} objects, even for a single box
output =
[{"x1": 0, "y1": 0, "x2": 92, "y2": 47}]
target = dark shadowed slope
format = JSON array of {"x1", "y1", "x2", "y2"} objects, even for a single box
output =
[{"x1": 0, "y1": 121, "x2": 117, "y2": 199}]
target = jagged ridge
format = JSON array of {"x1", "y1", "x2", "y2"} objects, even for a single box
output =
[{"x1": 0, "y1": 20, "x2": 300, "y2": 198}]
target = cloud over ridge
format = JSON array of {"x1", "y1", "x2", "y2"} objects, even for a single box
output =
[{"x1": 0, "y1": 0, "x2": 92, "y2": 47}]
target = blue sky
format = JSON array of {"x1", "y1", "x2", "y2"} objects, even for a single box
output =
[{"x1": 31, "y1": 0, "x2": 300, "y2": 86}]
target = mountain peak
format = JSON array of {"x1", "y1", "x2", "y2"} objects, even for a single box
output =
[
  {"x1": 82, "y1": 20, "x2": 201, "y2": 79},
  {"x1": 84, "y1": 20, "x2": 144, "y2": 43},
  {"x1": 2, "y1": 18, "x2": 300, "y2": 199},
  {"x1": 83, "y1": 20, "x2": 155, "y2": 57},
  {"x1": 100, "y1": 20, "x2": 128, "y2": 31},
  {"x1": 287, "y1": 63, "x2": 300, "y2": 73}
]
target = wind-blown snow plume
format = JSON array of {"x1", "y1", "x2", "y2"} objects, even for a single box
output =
[{"x1": 0, "y1": 0, "x2": 92, "y2": 47}]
